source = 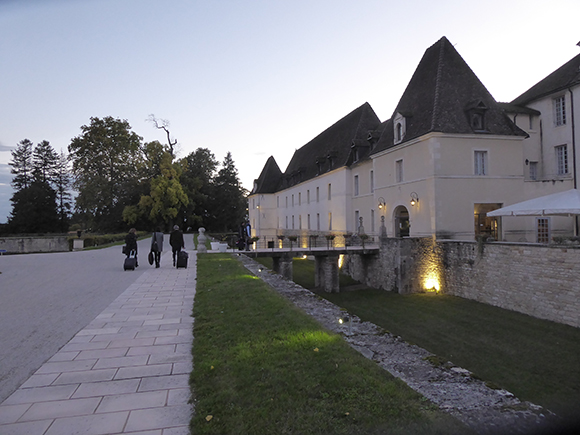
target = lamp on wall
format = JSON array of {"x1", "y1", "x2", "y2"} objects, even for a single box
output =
[
  {"x1": 378, "y1": 197, "x2": 386, "y2": 210},
  {"x1": 410, "y1": 192, "x2": 419, "y2": 206}
]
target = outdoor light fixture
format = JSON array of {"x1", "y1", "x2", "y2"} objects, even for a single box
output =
[
  {"x1": 378, "y1": 197, "x2": 386, "y2": 210},
  {"x1": 410, "y1": 192, "x2": 419, "y2": 206},
  {"x1": 338, "y1": 314, "x2": 352, "y2": 336}
]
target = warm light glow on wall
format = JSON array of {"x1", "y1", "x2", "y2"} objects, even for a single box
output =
[
  {"x1": 424, "y1": 274, "x2": 440, "y2": 292},
  {"x1": 338, "y1": 254, "x2": 344, "y2": 269}
]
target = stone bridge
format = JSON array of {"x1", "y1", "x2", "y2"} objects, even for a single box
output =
[{"x1": 243, "y1": 245, "x2": 380, "y2": 292}]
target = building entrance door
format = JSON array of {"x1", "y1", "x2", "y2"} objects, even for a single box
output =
[{"x1": 394, "y1": 206, "x2": 410, "y2": 237}]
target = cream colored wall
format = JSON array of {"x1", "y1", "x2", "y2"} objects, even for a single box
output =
[
  {"x1": 250, "y1": 168, "x2": 353, "y2": 242},
  {"x1": 372, "y1": 133, "x2": 525, "y2": 240},
  {"x1": 350, "y1": 160, "x2": 378, "y2": 235}
]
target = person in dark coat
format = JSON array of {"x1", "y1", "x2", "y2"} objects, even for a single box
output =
[
  {"x1": 150, "y1": 227, "x2": 164, "y2": 268},
  {"x1": 125, "y1": 228, "x2": 138, "y2": 267},
  {"x1": 169, "y1": 225, "x2": 185, "y2": 267}
]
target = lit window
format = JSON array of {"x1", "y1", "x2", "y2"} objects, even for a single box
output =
[
  {"x1": 556, "y1": 145, "x2": 568, "y2": 175},
  {"x1": 537, "y1": 217, "x2": 550, "y2": 244},
  {"x1": 354, "y1": 175, "x2": 359, "y2": 196},
  {"x1": 474, "y1": 150, "x2": 487, "y2": 176},
  {"x1": 554, "y1": 96, "x2": 566, "y2": 126},
  {"x1": 396, "y1": 159, "x2": 403, "y2": 183}
]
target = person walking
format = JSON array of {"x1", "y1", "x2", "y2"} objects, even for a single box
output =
[
  {"x1": 125, "y1": 228, "x2": 138, "y2": 267},
  {"x1": 169, "y1": 225, "x2": 185, "y2": 267},
  {"x1": 150, "y1": 227, "x2": 164, "y2": 268}
]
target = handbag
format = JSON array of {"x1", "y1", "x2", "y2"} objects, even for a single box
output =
[{"x1": 148, "y1": 251, "x2": 154, "y2": 265}]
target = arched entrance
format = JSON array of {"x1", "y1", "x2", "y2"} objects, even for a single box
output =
[{"x1": 394, "y1": 206, "x2": 410, "y2": 237}]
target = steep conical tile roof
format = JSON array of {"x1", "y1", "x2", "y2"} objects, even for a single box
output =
[
  {"x1": 251, "y1": 156, "x2": 282, "y2": 194},
  {"x1": 374, "y1": 37, "x2": 526, "y2": 154}
]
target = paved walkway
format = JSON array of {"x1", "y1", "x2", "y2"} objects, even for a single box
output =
[{"x1": 0, "y1": 251, "x2": 196, "y2": 435}]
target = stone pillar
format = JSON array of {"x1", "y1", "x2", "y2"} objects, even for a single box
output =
[
  {"x1": 315, "y1": 254, "x2": 340, "y2": 293},
  {"x1": 272, "y1": 255, "x2": 293, "y2": 280}
]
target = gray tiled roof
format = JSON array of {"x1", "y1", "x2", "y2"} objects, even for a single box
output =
[
  {"x1": 251, "y1": 156, "x2": 282, "y2": 194},
  {"x1": 511, "y1": 52, "x2": 580, "y2": 105},
  {"x1": 373, "y1": 37, "x2": 526, "y2": 154},
  {"x1": 275, "y1": 102, "x2": 382, "y2": 190}
]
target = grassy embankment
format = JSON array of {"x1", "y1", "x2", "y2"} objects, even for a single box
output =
[
  {"x1": 190, "y1": 253, "x2": 470, "y2": 435},
  {"x1": 257, "y1": 256, "x2": 580, "y2": 420}
]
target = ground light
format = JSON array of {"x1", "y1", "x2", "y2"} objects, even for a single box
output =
[{"x1": 338, "y1": 314, "x2": 352, "y2": 335}]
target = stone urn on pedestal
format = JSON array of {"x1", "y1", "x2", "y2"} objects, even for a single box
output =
[{"x1": 197, "y1": 228, "x2": 207, "y2": 253}]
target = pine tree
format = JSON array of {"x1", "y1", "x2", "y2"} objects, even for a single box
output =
[
  {"x1": 209, "y1": 152, "x2": 248, "y2": 231},
  {"x1": 9, "y1": 139, "x2": 34, "y2": 191},
  {"x1": 32, "y1": 140, "x2": 59, "y2": 184},
  {"x1": 54, "y1": 151, "x2": 72, "y2": 232}
]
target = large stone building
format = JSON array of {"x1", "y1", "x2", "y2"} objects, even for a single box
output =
[{"x1": 249, "y1": 37, "x2": 580, "y2": 245}]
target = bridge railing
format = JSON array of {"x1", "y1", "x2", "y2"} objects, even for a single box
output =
[{"x1": 247, "y1": 234, "x2": 377, "y2": 251}]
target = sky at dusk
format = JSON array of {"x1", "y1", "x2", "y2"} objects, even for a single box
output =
[{"x1": 1, "y1": 0, "x2": 579, "y2": 224}]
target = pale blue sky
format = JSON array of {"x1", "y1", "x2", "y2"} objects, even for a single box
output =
[{"x1": 1, "y1": 0, "x2": 579, "y2": 224}]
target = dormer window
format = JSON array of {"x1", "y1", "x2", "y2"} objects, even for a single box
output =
[
  {"x1": 465, "y1": 100, "x2": 488, "y2": 132},
  {"x1": 471, "y1": 112, "x2": 484, "y2": 130},
  {"x1": 393, "y1": 112, "x2": 406, "y2": 145},
  {"x1": 316, "y1": 158, "x2": 323, "y2": 175}
]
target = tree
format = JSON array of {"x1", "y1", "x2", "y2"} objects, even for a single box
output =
[
  {"x1": 124, "y1": 151, "x2": 189, "y2": 231},
  {"x1": 8, "y1": 139, "x2": 64, "y2": 234},
  {"x1": 147, "y1": 114, "x2": 177, "y2": 158},
  {"x1": 207, "y1": 152, "x2": 248, "y2": 231},
  {"x1": 179, "y1": 148, "x2": 218, "y2": 229},
  {"x1": 54, "y1": 151, "x2": 72, "y2": 232},
  {"x1": 9, "y1": 179, "x2": 59, "y2": 233},
  {"x1": 69, "y1": 117, "x2": 145, "y2": 231},
  {"x1": 32, "y1": 140, "x2": 59, "y2": 184},
  {"x1": 9, "y1": 139, "x2": 34, "y2": 191}
]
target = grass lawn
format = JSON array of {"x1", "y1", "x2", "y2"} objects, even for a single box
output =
[
  {"x1": 190, "y1": 254, "x2": 471, "y2": 435},
  {"x1": 256, "y1": 257, "x2": 580, "y2": 420}
]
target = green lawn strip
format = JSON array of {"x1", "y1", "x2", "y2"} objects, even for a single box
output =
[
  {"x1": 255, "y1": 257, "x2": 580, "y2": 419},
  {"x1": 191, "y1": 254, "x2": 469, "y2": 435}
]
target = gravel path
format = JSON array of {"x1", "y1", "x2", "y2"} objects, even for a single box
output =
[{"x1": 238, "y1": 254, "x2": 562, "y2": 435}]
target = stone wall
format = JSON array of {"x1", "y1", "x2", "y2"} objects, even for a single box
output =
[
  {"x1": 0, "y1": 236, "x2": 69, "y2": 254},
  {"x1": 343, "y1": 238, "x2": 580, "y2": 328}
]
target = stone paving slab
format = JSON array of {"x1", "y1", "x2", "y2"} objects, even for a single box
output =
[{"x1": 0, "y1": 252, "x2": 197, "y2": 435}]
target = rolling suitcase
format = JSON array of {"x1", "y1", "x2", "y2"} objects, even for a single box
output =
[
  {"x1": 124, "y1": 250, "x2": 137, "y2": 271},
  {"x1": 176, "y1": 250, "x2": 188, "y2": 269}
]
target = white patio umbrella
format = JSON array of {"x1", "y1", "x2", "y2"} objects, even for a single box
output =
[{"x1": 487, "y1": 189, "x2": 580, "y2": 217}]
